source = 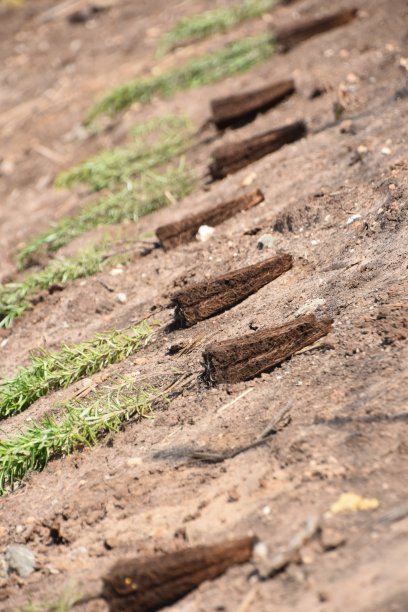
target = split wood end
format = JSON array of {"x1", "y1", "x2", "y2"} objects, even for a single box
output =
[
  {"x1": 209, "y1": 121, "x2": 307, "y2": 180},
  {"x1": 102, "y1": 537, "x2": 256, "y2": 611},
  {"x1": 172, "y1": 254, "x2": 293, "y2": 328},
  {"x1": 210, "y1": 79, "x2": 296, "y2": 130},
  {"x1": 202, "y1": 314, "x2": 333, "y2": 385}
]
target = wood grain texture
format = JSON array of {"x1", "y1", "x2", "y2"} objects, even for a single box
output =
[
  {"x1": 203, "y1": 314, "x2": 333, "y2": 384},
  {"x1": 275, "y1": 8, "x2": 358, "y2": 52},
  {"x1": 156, "y1": 189, "x2": 264, "y2": 250},
  {"x1": 211, "y1": 79, "x2": 295, "y2": 130},
  {"x1": 209, "y1": 121, "x2": 306, "y2": 179},
  {"x1": 172, "y1": 254, "x2": 293, "y2": 327},
  {"x1": 102, "y1": 537, "x2": 255, "y2": 611}
]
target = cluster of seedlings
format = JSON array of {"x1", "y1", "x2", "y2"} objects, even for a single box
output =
[{"x1": 1, "y1": 3, "x2": 361, "y2": 608}]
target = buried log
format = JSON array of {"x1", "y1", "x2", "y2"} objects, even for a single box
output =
[
  {"x1": 209, "y1": 121, "x2": 306, "y2": 180},
  {"x1": 211, "y1": 79, "x2": 295, "y2": 130},
  {"x1": 274, "y1": 7, "x2": 358, "y2": 52},
  {"x1": 202, "y1": 314, "x2": 332, "y2": 385},
  {"x1": 156, "y1": 189, "x2": 264, "y2": 250},
  {"x1": 102, "y1": 537, "x2": 255, "y2": 611},
  {"x1": 172, "y1": 253, "x2": 293, "y2": 328}
]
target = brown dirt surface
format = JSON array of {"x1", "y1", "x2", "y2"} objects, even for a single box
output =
[{"x1": 0, "y1": 0, "x2": 408, "y2": 610}]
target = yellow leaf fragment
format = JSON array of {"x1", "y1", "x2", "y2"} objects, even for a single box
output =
[{"x1": 330, "y1": 492, "x2": 380, "y2": 514}]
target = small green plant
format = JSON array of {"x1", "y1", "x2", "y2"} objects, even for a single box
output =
[
  {"x1": 18, "y1": 585, "x2": 82, "y2": 612},
  {"x1": 55, "y1": 115, "x2": 194, "y2": 192},
  {"x1": 0, "y1": 321, "x2": 153, "y2": 419},
  {"x1": 86, "y1": 33, "x2": 275, "y2": 121},
  {"x1": 157, "y1": 0, "x2": 276, "y2": 56},
  {"x1": 0, "y1": 244, "x2": 129, "y2": 328},
  {"x1": 0, "y1": 381, "x2": 159, "y2": 494},
  {"x1": 17, "y1": 163, "x2": 195, "y2": 268}
]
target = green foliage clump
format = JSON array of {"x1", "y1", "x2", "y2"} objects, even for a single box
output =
[
  {"x1": 0, "y1": 381, "x2": 159, "y2": 494},
  {"x1": 55, "y1": 115, "x2": 193, "y2": 192},
  {"x1": 86, "y1": 34, "x2": 275, "y2": 121},
  {"x1": 157, "y1": 0, "x2": 276, "y2": 56},
  {"x1": 17, "y1": 163, "x2": 196, "y2": 269},
  {"x1": 0, "y1": 245, "x2": 127, "y2": 328},
  {"x1": 0, "y1": 320, "x2": 152, "y2": 419}
]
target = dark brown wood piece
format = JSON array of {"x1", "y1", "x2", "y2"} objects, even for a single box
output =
[
  {"x1": 102, "y1": 537, "x2": 255, "y2": 611},
  {"x1": 209, "y1": 121, "x2": 306, "y2": 180},
  {"x1": 274, "y1": 8, "x2": 358, "y2": 52},
  {"x1": 172, "y1": 254, "x2": 293, "y2": 327},
  {"x1": 211, "y1": 79, "x2": 295, "y2": 130},
  {"x1": 156, "y1": 189, "x2": 264, "y2": 250},
  {"x1": 202, "y1": 314, "x2": 332, "y2": 384}
]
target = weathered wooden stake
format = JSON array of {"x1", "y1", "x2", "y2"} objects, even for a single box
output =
[
  {"x1": 274, "y1": 8, "x2": 358, "y2": 52},
  {"x1": 156, "y1": 189, "x2": 264, "y2": 250},
  {"x1": 210, "y1": 79, "x2": 295, "y2": 130},
  {"x1": 172, "y1": 254, "x2": 293, "y2": 327},
  {"x1": 102, "y1": 537, "x2": 255, "y2": 611},
  {"x1": 209, "y1": 121, "x2": 306, "y2": 180},
  {"x1": 202, "y1": 314, "x2": 332, "y2": 384}
]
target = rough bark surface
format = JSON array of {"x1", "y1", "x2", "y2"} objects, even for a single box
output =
[
  {"x1": 274, "y1": 8, "x2": 358, "y2": 51},
  {"x1": 203, "y1": 314, "x2": 333, "y2": 384},
  {"x1": 156, "y1": 189, "x2": 264, "y2": 249},
  {"x1": 172, "y1": 254, "x2": 293, "y2": 327},
  {"x1": 210, "y1": 79, "x2": 295, "y2": 130},
  {"x1": 102, "y1": 537, "x2": 255, "y2": 611},
  {"x1": 209, "y1": 121, "x2": 307, "y2": 179}
]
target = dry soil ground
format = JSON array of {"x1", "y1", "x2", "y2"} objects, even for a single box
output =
[{"x1": 0, "y1": 0, "x2": 408, "y2": 610}]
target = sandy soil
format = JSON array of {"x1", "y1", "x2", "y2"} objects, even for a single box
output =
[{"x1": 0, "y1": 0, "x2": 407, "y2": 610}]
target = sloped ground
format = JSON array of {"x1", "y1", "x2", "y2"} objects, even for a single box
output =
[{"x1": 0, "y1": 0, "x2": 407, "y2": 610}]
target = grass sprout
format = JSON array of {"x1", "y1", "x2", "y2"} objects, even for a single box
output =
[
  {"x1": 86, "y1": 33, "x2": 275, "y2": 121},
  {"x1": 55, "y1": 115, "x2": 194, "y2": 192},
  {"x1": 0, "y1": 381, "x2": 160, "y2": 494},
  {"x1": 157, "y1": 0, "x2": 276, "y2": 56},
  {"x1": 18, "y1": 585, "x2": 82, "y2": 612},
  {"x1": 0, "y1": 244, "x2": 130, "y2": 328},
  {"x1": 17, "y1": 163, "x2": 196, "y2": 269},
  {"x1": 0, "y1": 320, "x2": 153, "y2": 419}
]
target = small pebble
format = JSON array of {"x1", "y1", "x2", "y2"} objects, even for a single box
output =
[
  {"x1": 381, "y1": 146, "x2": 391, "y2": 155},
  {"x1": 5, "y1": 545, "x2": 36, "y2": 578},
  {"x1": 110, "y1": 268, "x2": 123, "y2": 276},
  {"x1": 257, "y1": 234, "x2": 275, "y2": 250},
  {"x1": 339, "y1": 120, "x2": 355, "y2": 134},
  {"x1": 196, "y1": 225, "x2": 214, "y2": 242},
  {"x1": 116, "y1": 293, "x2": 127, "y2": 304},
  {"x1": 295, "y1": 298, "x2": 326, "y2": 317},
  {"x1": 346, "y1": 214, "x2": 362, "y2": 225},
  {"x1": 241, "y1": 171, "x2": 257, "y2": 187},
  {"x1": 126, "y1": 456, "x2": 143, "y2": 468}
]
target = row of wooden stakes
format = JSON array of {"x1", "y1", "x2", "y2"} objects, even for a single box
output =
[
  {"x1": 98, "y1": 7, "x2": 357, "y2": 611},
  {"x1": 157, "y1": 189, "x2": 332, "y2": 385}
]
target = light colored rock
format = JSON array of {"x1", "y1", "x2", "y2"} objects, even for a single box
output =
[
  {"x1": 257, "y1": 234, "x2": 276, "y2": 250},
  {"x1": 116, "y1": 292, "x2": 127, "y2": 304},
  {"x1": 110, "y1": 268, "x2": 123, "y2": 276},
  {"x1": 346, "y1": 213, "x2": 362, "y2": 225},
  {"x1": 5, "y1": 545, "x2": 36, "y2": 578},
  {"x1": 196, "y1": 225, "x2": 214, "y2": 242},
  {"x1": 295, "y1": 299, "x2": 326, "y2": 317}
]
